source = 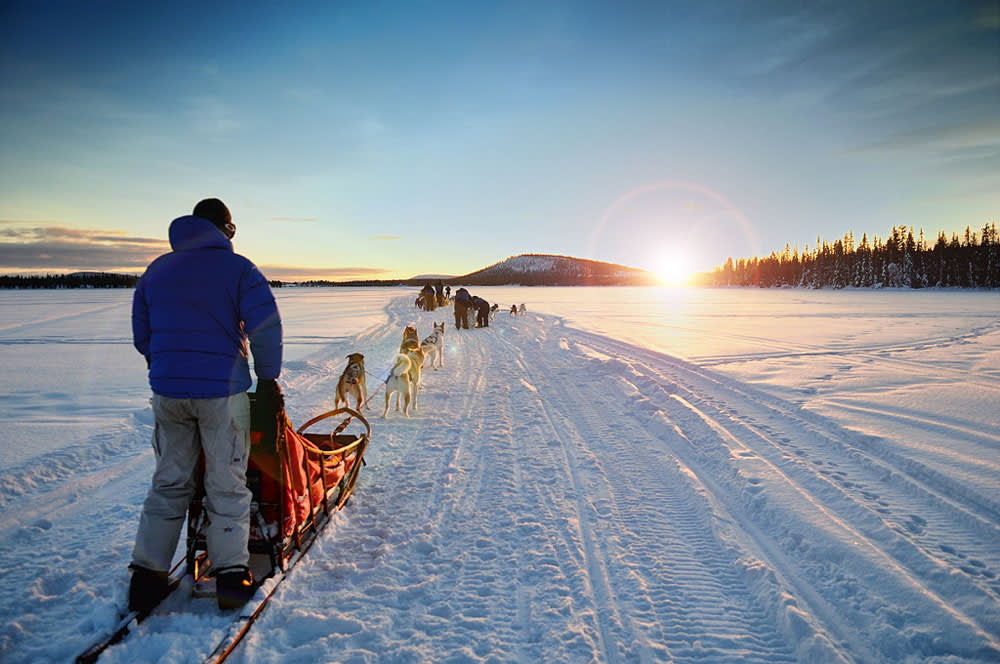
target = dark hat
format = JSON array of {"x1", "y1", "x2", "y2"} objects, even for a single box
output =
[{"x1": 193, "y1": 198, "x2": 235, "y2": 238}]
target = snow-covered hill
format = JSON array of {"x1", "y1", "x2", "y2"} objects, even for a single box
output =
[{"x1": 457, "y1": 253, "x2": 659, "y2": 286}]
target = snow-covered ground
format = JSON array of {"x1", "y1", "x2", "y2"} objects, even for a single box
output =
[{"x1": 0, "y1": 286, "x2": 998, "y2": 663}]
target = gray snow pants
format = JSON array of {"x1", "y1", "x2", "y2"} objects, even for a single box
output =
[{"x1": 131, "y1": 392, "x2": 252, "y2": 574}]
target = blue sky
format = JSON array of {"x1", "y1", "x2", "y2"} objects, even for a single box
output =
[{"x1": 1, "y1": 0, "x2": 997, "y2": 281}]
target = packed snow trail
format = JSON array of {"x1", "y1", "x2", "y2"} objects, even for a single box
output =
[{"x1": 218, "y1": 297, "x2": 1000, "y2": 663}]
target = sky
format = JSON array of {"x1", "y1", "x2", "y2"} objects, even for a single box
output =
[{"x1": 1, "y1": 0, "x2": 997, "y2": 282}]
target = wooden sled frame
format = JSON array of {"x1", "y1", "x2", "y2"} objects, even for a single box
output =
[{"x1": 186, "y1": 397, "x2": 371, "y2": 585}]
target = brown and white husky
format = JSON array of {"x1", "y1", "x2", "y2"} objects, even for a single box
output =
[
  {"x1": 399, "y1": 325, "x2": 419, "y2": 353},
  {"x1": 335, "y1": 352, "x2": 367, "y2": 410}
]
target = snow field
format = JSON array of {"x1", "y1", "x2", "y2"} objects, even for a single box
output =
[
  {"x1": 0, "y1": 288, "x2": 998, "y2": 663},
  {"x1": 227, "y1": 296, "x2": 1000, "y2": 663}
]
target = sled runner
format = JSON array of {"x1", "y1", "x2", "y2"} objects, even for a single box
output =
[{"x1": 77, "y1": 391, "x2": 371, "y2": 664}]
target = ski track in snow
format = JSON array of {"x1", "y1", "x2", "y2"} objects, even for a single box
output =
[
  {"x1": 689, "y1": 318, "x2": 1000, "y2": 369},
  {"x1": 2, "y1": 295, "x2": 999, "y2": 663}
]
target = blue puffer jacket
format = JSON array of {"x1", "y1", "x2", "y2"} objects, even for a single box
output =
[{"x1": 132, "y1": 215, "x2": 283, "y2": 398}]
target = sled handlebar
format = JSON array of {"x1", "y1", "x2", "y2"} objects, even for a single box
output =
[
  {"x1": 295, "y1": 407, "x2": 371, "y2": 458},
  {"x1": 297, "y1": 406, "x2": 371, "y2": 435}
]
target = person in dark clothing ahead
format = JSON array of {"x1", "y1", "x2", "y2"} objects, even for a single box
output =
[
  {"x1": 453, "y1": 287, "x2": 471, "y2": 329},
  {"x1": 435, "y1": 280, "x2": 446, "y2": 307},
  {"x1": 420, "y1": 283, "x2": 436, "y2": 311},
  {"x1": 129, "y1": 198, "x2": 283, "y2": 612},
  {"x1": 471, "y1": 295, "x2": 490, "y2": 328}
]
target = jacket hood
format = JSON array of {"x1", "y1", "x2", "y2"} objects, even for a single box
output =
[{"x1": 168, "y1": 215, "x2": 234, "y2": 252}]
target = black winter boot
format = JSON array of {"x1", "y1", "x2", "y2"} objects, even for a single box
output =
[
  {"x1": 216, "y1": 566, "x2": 258, "y2": 610},
  {"x1": 128, "y1": 565, "x2": 169, "y2": 615}
]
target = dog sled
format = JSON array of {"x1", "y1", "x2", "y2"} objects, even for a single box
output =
[
  {"x1": 77, "y1": 391, "x2": 371, "y2": 664},
  {"x1": 186, "y1": 392, "x2": 371, "y2": 586}
]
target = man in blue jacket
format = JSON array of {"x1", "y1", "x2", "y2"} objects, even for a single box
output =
[{"x1": 129, "y1": 198, "x2": 283, "y2": 612}]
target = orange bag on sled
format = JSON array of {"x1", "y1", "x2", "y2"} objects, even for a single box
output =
[{"x1": 187, "y1": 390, "x2": 371, "y2": 582}]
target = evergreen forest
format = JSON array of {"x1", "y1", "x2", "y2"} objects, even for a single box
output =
[
  {"x1": 704, "y1": 223, "x2": 999, "y2": 289},
  {"x1": 0, "y1": 273, "x2": 139, "y2": 289}
]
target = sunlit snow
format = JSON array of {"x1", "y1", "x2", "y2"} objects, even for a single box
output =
[{"x1": 1, "y1": 286, "x2": 998, "y2": 663}]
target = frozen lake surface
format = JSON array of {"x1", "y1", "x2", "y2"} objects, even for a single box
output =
[{"x1": 0, "y1": 286, "x2": 998, "y2": 663}]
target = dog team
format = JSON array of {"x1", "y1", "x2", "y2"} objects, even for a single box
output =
[
  {"x1": 381, "y1": 322, "x2": 446, "y2": 417},
  {"x1": 334, "y1": 321, "x2": 446, "y2": 419},
  {"x1": 336, "y1": 290, "x2": 525, "y2": 419}
]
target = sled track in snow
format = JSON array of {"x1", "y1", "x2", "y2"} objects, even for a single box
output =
[
  {"x1": 497, "y1": 326, "x2": 800, "y2": 663},
  {"x1": 284, "y1": 301, "x2": 1000, "y2": 663},
  {"x1": 691, "y1": 318, "x2": 1000, "y2": 378},
  {"x1": 605, "y1": 332, "x2": 1000, "y2": 568},
  {"x1": 243, "y1": 305, "x2": 811, "y2": 661},
  {"x1": 555, "y1": 326, "x2": 1000, "y2": 658}
]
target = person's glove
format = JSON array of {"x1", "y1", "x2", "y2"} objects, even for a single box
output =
[
  {"x1": 253, "y1": 379, "x2": 282, "y2": 441},
  {"x1": 255, "y1": 378, "x2": 282, "y2": 412},
  {"x1": 258, "y1": 378, "x2": 281, "y2": 397}
]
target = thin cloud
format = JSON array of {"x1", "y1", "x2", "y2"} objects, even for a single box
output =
[
  {"x1": 371, "y1": 235, "x2": 401, "y2": 241},
  {"x1": 0, "y1": 225, "x2": 167, "y2": 271},
  {"x1": 849, "y1": 119, "x2": 1000, "y2": 154},
  {"x1": 733, "y1": 3, "x2": 1000, "y2": 127},
  {"x1": 0, "y1": 225, "x2": 164, "y2": 245},
  {"x1": 258, "y1": 265, "x2": 391, "y2": 282}
]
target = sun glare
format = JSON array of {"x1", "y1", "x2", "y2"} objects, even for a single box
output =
[{"x1": 653, "y1": 251, "x2": 695, "y2": 286}]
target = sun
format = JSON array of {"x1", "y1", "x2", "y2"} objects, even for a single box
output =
[{"x1": 652, "y1": 250, "x2": 695, "y2": 286}]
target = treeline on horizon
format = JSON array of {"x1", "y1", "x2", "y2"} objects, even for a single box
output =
[
  {"x1": 0, "y1": 272, "x2": 287, "y2": 289},
  {"x1": 0, "y1": 272, "x2": 139, "y2": 289},
  {"x1": 702, "y1": 223, "x2": 1000, "y2": 289}
]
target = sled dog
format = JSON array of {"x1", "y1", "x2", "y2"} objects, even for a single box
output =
[
  {"x1": 383, "y1": 353, "x2": 413, "y2": 417},
  {"x1": 400, "y1": 325, "x2": 419, "y2": 353},
  {"x1": 402, "y1": 340, "x2": 425, "y2": 411},
  {"x1": 519, "y1": 304, "x2": 526, "y2": 314},
  {"x1": 420, "y1": 322, "x2": 445, "y2": 370},
  {"x1": 334, "y1": 353, "x2": 367, "y2": 411}
]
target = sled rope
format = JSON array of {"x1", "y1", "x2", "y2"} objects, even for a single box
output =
[{"x1": 327, "y1": 383, "x2": 385, "y2": 436}]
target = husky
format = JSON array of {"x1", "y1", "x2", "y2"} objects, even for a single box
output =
[
  {"x1": 335, "y1": 353, "x2": 367, "y2": 410},
  {"x1": 400, "y1": 325, "x2": 419, "y2": 353},
  {"x1": 402, "y1": 340, "x2": 425, "y2": 411},
  {"x1": 383, "y1": 353, "x2": 413, "y2": 417},
  {"x1": 519, "y1": 303, "x2": 526, "y2": 314},
  {"x1": 420, "y1": 322, "x2": 445, "y2": 370}
]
